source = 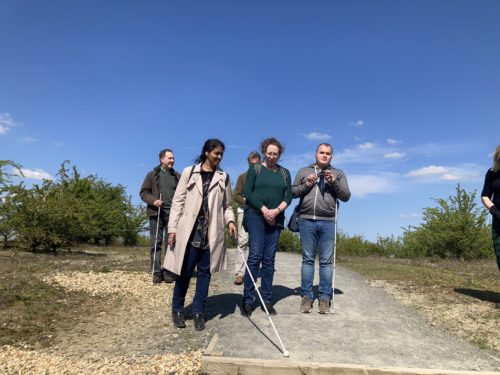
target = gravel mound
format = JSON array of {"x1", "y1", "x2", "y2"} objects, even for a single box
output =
[
  {"x1": 0, "y1": 345, "x2": 201, "y2": 374},
  {"x1": 2, "y1": 270, "x2": 203, "y2": 374}
]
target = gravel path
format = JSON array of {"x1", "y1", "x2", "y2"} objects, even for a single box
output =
[
  {"x1": 204, "y1": 251, "x2": 500, "y2": 371},
  {"x1": 1, "y1": 249, "x2": 499, "y2": 373}
]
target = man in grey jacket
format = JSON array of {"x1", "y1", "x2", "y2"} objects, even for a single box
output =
[{"x1": 291, "y1": 143, "x2": 351, "y2": 313}]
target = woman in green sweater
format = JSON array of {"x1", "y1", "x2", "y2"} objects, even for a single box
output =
[{"x1": 241, "y1": 137, "x2": 292, "y2": 316}]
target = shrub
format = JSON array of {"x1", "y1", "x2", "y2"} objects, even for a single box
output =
[
  {"x1": 4, "y1": 160, "x2": 147, "y2": 251},
  {"x1": 375, "y1": 235, "x2": 406, "y2": 257},
  {"x1": 402, "y1": 184, "x2": 492, "y2": 260},
  {"x1": 336, "y1": 232, "x2": 381, "y2": 257},
  {"x1": 278, "y1": 229, "x2": 301, "y2": 253}
]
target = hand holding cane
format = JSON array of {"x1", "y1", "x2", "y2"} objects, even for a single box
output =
[{"x1": 151, "y1": 193, "x2": 162, "y2": 285}]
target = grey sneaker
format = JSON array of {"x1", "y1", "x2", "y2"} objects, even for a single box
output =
[
  {"x1": 300, "y1": 296, "x2": 313, "y2": 313},
  {"x1": 318, "y1": 298, "x2": 331, "y2": 314}
]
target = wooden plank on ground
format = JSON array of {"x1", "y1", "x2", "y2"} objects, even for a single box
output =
[{"x1": 201, "y1": 356, "x2": 500, "y2": 375}]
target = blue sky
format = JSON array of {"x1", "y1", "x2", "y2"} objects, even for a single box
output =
[{"x1": 1, "y1": 0, "x2": 499, "y2": 241}]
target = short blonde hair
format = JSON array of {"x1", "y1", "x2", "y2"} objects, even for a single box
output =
[{"x1": 493, "y1": 145, "x2": 500, "y2": 172}]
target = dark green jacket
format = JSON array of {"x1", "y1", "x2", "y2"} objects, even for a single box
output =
[{"x1": 140, "y1": 166, "x2": 180, "y2": 217}]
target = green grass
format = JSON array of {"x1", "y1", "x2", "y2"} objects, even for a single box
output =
[
  {"x1": 0, "y1": 246, "x2": 148, "y2": 348},
  {"x1": 339, "y1": 256, "x2": 500, "y2": 291}
]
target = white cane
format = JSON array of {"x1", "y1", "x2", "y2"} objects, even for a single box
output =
[
  {"x1": 151, "y1": 193, "x2": 162, "y2": 285},
  {"x1": 235, "y1": 238, "x2": 290, "y2": 357},
  {"x1": 330, "y1": 200, "x2": 339, "y2": 314}
]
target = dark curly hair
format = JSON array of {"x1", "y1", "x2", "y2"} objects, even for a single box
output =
[{"x1": 260, "y1": 137, "x2": 284, "y2": 157}]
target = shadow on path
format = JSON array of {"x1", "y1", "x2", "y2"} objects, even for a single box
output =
[{"x1": 454, "y1": 288, "x2": 500, "y2": 304}]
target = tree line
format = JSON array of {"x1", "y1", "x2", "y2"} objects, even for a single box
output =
[
  {"x1": 0, "y1": 160, "x2": 146, "y2": 251},
  {"x1": 1, "y1": 159, "x2": 492, "y2": 259},
  {"x1": 278, "y1": 184, "x2": 493, "y2": 260},
  {"x1": 336, "y1": 184, "x2": 492, "y2": 260}
]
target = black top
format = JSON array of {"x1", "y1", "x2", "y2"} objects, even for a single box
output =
[
  {"x1": 481, "y1": 168, "x2": 500, "y2": 207},
  {"x1": 189, "y1": 170, "x2": 215, "y2": 249}
]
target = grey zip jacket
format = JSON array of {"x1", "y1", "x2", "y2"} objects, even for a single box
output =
[{"x1": 291, "y1": 163, "x2": 351, "y2": 220}]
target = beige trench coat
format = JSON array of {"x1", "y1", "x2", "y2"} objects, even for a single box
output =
[{"x1": 163, "y1": 164, "x2": 235, "y2": 275}]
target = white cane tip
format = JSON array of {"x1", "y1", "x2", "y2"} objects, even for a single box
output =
[{"x1": 283, "y1": 350, "x2": 290, "y2": 357}]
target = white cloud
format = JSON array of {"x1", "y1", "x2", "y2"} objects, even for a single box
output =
[
  {"x1": 350, "y1": 120, "x2": 364, "y2": 127},
  {"x1": 358, "y1": 142, "x2": 374, "y2": 150},
  {"x1": 334, "y1": 143, "x2": 383, "y2": 165},
  {"x1": 400, "y1": 213, "x2": 422, "y2": 219},
  {"x1": 384, "y1": 152, "x2": 405, "y2": 159},
  {"x1": 387, "y1": 138, "x2": 402, "y2": 145},
  {"x1": 53, "y1": 141, "x2": 63, "y2": 147},
  {"x1": 22, "y1": 136, "x2": 38, "y2": 143},
  {"x1": 0, "y1": 113, "x2": 18, "y2": 135},
  {"x1": 405, "y1": 164, "x2": 481, "y2": 182},
  {"x1": 348, "y1": 173, "x2": 398, "y2": 198},
  {"x1": 303, "y1": 132, "x2": 332, "y2": 141},
  {"x1": 13, "y1": 168, "x2": 53, "y2": 181}
]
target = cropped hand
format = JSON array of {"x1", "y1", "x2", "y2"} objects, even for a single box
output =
[
  {"x1": 154, "y1": 199, "x2": 163, "y2": 208},
  {"x1": 228, "y1": 222, "x2": 237, "y2": 237},
  {"x1": 490, "y1": 205, "x2": 500, "y2": 220},
  {"x1": 306, "y1": 173, "x2": 316, "y2": 187},
  {"x1": 167, "y1": 233, "x2": 176, "y2": 249},
  {"x1": 265, "y1": 217, "x2": 276, "y2": 226},
  {"x1": 324, "y1": 170, "x2": 336, "y2": 184}
]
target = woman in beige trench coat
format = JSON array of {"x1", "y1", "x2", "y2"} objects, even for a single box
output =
[{"x1": 164, "y1": 139, "x2": 236, "y2": 331}]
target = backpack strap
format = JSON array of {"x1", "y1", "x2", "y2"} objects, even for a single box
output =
[
  {"x1": 277, "y1": 165, "x2": 288, "y2": 184},
  {"x1": 255, "y1": 163, "x2": 288, "y2": 184},
  {"x1": 188, "y1": 165, "x2": 196, "y2": 180}
]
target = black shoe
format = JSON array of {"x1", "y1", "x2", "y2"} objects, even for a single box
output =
[
  {"x1": 172, "y1": 312, "x2": 186, "y2": 328},
  {"x1": 261, "y1": 303, "x2": 277, "y2": 316},
  {"x1": 162, "y1": 269, "x2": 177, "y2": 283},
  {"x1": 241, "y1": 303, "x2": 253, "y2": 317},
  {"x1": 152, "y1": 274, "x2": 163, "y2": 284},
  {"x1": 193, "y1": 313, "x2": 205, "y2": 331}
]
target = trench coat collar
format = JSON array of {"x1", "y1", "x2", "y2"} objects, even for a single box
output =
[{"x1": 191, "y1": 163, "x2": 226, "y2": 195}]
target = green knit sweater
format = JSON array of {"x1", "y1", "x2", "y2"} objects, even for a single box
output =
[{"x1": 243, "y1": 164, "x2": 292, "y2": 227}]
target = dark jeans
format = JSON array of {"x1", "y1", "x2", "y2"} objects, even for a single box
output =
[
  {"x1": 243, "y1": 210, "x2": 281, "y2": 305},
  {"x1": 149, "y1": 211, "x2": 168, "y2": 275},
  {"x1": 172, "y1": 244, "x2": 211, "y2": 314},
  {"x1": 492, "y1": 219, "x2": 500, "y2": 271}
]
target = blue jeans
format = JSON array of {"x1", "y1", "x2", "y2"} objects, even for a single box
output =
[
  {"x1": 243, "y1": 210, "x2": 282, "y2": 305},
  {"x1": 299, "y1": 218, "x2": 335, "y2": 300},
  {"x1": 172, "y1": 244, "x2": 211, "y2": 314}
]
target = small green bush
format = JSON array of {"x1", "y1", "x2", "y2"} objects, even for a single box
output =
[
  {"x1": 337, "y1": 232, "x2": 381, "y2": 257},
  {"x1": 278, "y1": 229, "x2": 301, "y2": 253},
  {"x1": 402, "y1": 184, "x2": 492, "y2": 260}
]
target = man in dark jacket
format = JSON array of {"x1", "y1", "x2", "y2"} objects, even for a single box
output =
[
  {"x1": 140, "y1": 149, "x2": 180, "y2": 283},
  {"x1": 233, "y1": 151, "x2": 261, "y2": 285},
  {"x1": 291, "y1": 143, "x2": 351, "y2": 313}
]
